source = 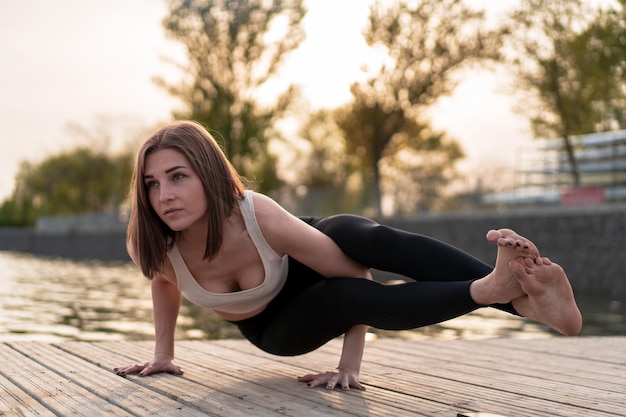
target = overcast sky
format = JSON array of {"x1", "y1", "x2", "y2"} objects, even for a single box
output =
[{"x1": 0, "y1": 0, "x2": 531, "y2": 201}]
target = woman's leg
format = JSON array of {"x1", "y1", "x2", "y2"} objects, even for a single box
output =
[
  {"x1": 307, "y1": 214, "x2": 490, "y2": 282},
  {"x1": 304, "y1": 215, "x2": 518, "y2": 315},
  {"x1": 238, "y1": 258, "x2": 480, "y2": 356}
]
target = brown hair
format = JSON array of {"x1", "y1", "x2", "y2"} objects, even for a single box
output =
[{"x1": 127, "y1": 121, "x2": 246, "y2": 278}]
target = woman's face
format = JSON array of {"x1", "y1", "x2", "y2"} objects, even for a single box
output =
[{"x1": 143, "y1": 148, "x2": 208, "y2": 232}]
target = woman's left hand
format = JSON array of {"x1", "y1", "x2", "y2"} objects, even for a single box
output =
[{"x1": 297, "y1": 368, "x2": 365, "y2": 391}]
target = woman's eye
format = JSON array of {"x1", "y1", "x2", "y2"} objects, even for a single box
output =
[
  {"x1": 146, "y1": 181, "x2": 158, "y2": 188},
  {"x1": 173, "y1": 173, "x2": 185, "y2": 180}
]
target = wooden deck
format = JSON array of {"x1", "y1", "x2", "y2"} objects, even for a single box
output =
[{"x1": 0, "y1": 337, "x2": 624, "y2": 416}]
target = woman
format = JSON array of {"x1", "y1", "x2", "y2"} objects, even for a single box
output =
[{"x1": 114, "y1": 121, "x2": 582, "y2": 391}]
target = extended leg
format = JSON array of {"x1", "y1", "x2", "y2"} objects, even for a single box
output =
[
  {"x1": 306, "y1": 215, "x2": 535, "y2": 315},
  {"x1": 306, "y1": 215, "x2": 491, "y2": 282},
  {"x1": 256, "y1": 276, "x2": 479, "y2": 356}
]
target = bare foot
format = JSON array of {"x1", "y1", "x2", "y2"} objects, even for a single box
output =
[
  {"x1": 510, "y1": 257, "x2": 582, "y2": 336},
  {"x1": 470, "y1": 229, "x2": 540, "y2": 305},
  {"x1": 486, "y1": 228, "x2": 540, "y2": 260}
]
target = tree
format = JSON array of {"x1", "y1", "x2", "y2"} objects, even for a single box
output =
[
  {"x1": 157, "y1": 0, "x2": 306, "y2": 192},
  {"x1": 0, "y1": 170, "x2": 36, "y2": 226},
  {"x1": 340, "y1": 0, "x2": 498, "y2": 215},
  {"x1": 505, "y1": 0, "x2": 626, "y2": 186},
  {"x1": 582, "y1": 0, "x2": 626, "y2": 131},
  {"x1": 380, "y1": 122, "x2": 464, "y2": 214},
  {"x1": 337, "y1": 100, "x2": 463, "y2": 215},
  {"x1": 286, "y1": 109, "x2": 362, "y2": 215},
  {"x1": 0, "y1": 148, "x2": 134, "y2": 226},
  {"x1": 296, "y1": 109, "x2": 352, "y2": 190}
]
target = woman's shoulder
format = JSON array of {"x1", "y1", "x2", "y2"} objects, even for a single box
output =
[
  {"x1": 248, "y1": 192, "x2": 303, "y2": 253},
  {"x1": 249, "y1": 192, "x2": 297, "y2": 224},
  {"x1": 248, "y1": 191, "x2": 282, "y2": 212}
]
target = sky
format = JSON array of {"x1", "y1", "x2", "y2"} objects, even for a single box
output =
[{"x1": 0, "y1": 0, "x2": 532, "y2": 201}]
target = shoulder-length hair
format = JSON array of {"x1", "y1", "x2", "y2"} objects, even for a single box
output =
[{"x1": 127, "y1": 120, "x2": 246, "y2": 278}]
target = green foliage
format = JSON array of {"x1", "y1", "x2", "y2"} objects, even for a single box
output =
[
  {"x1": 296, "y1": 109, "x2": 353, "y2": 190},
  {"x1": 363, "y1": 0, "x2": 502, "y2": 107},
  {"x1": 337, "y1": 100, "x2": 464, "y2": 214},
  {"x1": 287, "y1": 109, "x2": 363, "y2": 215},
  {"x1": 505, "y1": 0, "x2": 626, "y2": 185},
  {"x1": 157, "y1": 0, "x2": 306, "y2": 192},
  {"x1": 0, "y1": 148, "x2": 133, "y2": 227},
  {"x1": 337, "y1": 0, "x2": 495, "y2": 215},
  {"x1": 583, "y1": 0, "x2": 626, "y2": 131},
  {"x1": 382, "y1": 121, "x2": 464, "y2": 214},
  {"x1": 0, "y1": 194, "x2": 33, "y2": 227}
]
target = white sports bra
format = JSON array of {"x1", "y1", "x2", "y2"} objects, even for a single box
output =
[{"x1": 166, "y1": 190, "x2": 288, "y2": 314}]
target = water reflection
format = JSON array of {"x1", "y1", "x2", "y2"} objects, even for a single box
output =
[
  {"x1": 0, "y1": 251, "x2": 623, "y2": 343},
  {"x1": 1, "y1": 251, "x2": 152, "y2": 342}
]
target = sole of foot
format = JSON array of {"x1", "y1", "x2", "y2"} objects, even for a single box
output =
[{"x1": 510, "y1": 257, "x2": 582, "y2": 336}]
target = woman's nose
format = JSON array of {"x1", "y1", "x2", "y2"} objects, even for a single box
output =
[{"x1": 159, "y1": 185, "x2": 174, "y2": 202}]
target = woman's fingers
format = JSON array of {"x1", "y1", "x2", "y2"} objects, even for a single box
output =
[
  {"x1": 297, "y1": 371, "x2": 364, "y2": 391},
  {"x1": 297, "y1": 371, "x2": 333, "y2": 389},
  {"x1": 114, "y1": 363, "x2": 145, "y2": 377},
  {"x1": 170, "y1": 365, "x2": 184, "y2": 375},
  {"x1": 114, "y1": 360, "x2": 182, "y2": 377},
  {"x1": 325, "y1": 374, "x2": 338, "y2": 390}
]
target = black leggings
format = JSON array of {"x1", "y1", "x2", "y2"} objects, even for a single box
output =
[{"x1": 231, "y1": 215, "x2": 517, "y2": 356}]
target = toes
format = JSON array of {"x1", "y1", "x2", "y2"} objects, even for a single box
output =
[
  {"x1": 503, "y1": 237, "x2": 526, "y2": 251},
  {"x1": 486, "y1": 229, "x2": 502, "y2": 242}
]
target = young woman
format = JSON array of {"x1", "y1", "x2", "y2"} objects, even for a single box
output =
[{"x1": 114, "y1": 121, "x2": 582, "y2": 391}]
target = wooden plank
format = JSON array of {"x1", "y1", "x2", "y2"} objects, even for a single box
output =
[
  {"x1": 216, "y1": 338, "x2": 626, "y2": 417},
  {"x1": 218, "y1": 341, "x2": 561, "y2": 417},
  {"x1": 373, "y1": 337, "x2": 626, "y2": 389},
  {"x1": 111, "y1": 340, "x2": 431, "y2": 417},
  {"x1": 368, "y1": 337, "x2": 624, "y2": 381},
  {"x1": 7, "y1": 342, "x2": 214, "y2": 417},
  {"x1": 92, "y1": 339, "x2": 464, "y2": 416},
  {"x1": 58, "y1": 341, "x2": 298, "y2": 417},
  {"x1": 367, "y1": 352, "x2": 621, "y2": 416},
  {"x1": 364, "y1": 338, "x2": 626, "y2": 416},
  {"x1": 197, "y1": 339, "x2": 499, "y2": 416},
  {"x1": 176, "y1": 340, "x2": 465, "y2": 417},
  {"x1": 487, "y1": 336, "x2": 626, "y2": 364},
  {"x1": 0, "y1": 371, "x2": 57, "y2": 417},
  {"x1": 68, "y1": 340, "x2": 376, "y2": 417},
  {"x1": 415, "y1": 336, "x2": 626, "y2": 369},
  {"x1": 0, "y1": 344, "x2": 136, "y2": 416},
  {"x1": 1, "y1": 337, "x2": 624, "y2": 417}
]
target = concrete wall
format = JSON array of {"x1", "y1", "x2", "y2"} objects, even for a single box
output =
[
  {"x1": 0, "y1": 228, "x2": 128, "y2": 262},
  {"x1": 1, "y1": 204, "x2": 625, "y2": 296}
]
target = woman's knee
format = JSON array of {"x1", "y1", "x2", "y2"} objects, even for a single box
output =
[{"x1": 313, "y1": 215, "x2": 379, "y2": 245}]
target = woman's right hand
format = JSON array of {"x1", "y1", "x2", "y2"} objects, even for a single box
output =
[{"x1": 113, "y1": 353, "x2": 184, "y2": 377}]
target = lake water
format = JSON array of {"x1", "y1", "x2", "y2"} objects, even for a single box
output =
[{"x1": 1, "y1": 251, "x2": 624, "y2": 343}]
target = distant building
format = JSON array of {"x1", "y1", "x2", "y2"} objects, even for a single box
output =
[
  {"x1": 35, "y1": 212, "x2": 127, "y2": 233},
  {"x1": 483, "y1": 129, "x2": 626, "y2": 207}
]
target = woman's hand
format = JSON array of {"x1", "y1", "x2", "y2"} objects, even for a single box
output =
[
  {"x1": 299, "y1": 325, "x2": 367, "y2": 391},
  {"x1": 113, "y1": 353, "x2": 184, "y2": 377},
  {"x1": 297, "y1": 367, "x2": 365, "y2": 391}
]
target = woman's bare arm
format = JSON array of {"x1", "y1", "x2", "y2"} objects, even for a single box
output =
[
  {"x1": 114, "y1": 269, "x2": 184, "y2": 377},
  {"x1": 150, "y1": 274, "x2": 182, "y2": 362},
  {"x1": 253, "y1": 193, "x2": 370, "y2": 279}
]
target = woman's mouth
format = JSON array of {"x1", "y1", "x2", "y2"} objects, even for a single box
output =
[{"x1": 163, "y1": 208, "x2": 181, "y2": 217}]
